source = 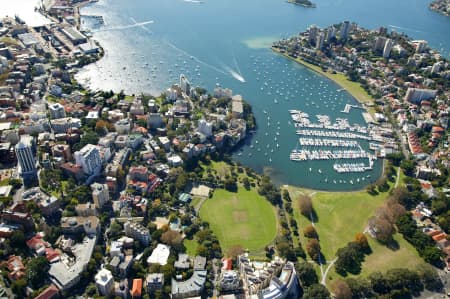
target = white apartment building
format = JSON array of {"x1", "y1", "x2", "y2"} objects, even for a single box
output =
[
  {"x1": 124, "y1": 221, "x2": 150, "y2": 246},
  {"x1": 49, "y1": 103, "x2": 66, "y2": 119},
  {"x1": 74, "y1": 144, "x2": 102, "y2": 175},
  {"x1": 91, "y1": 183, "x2": 109, "y2": 209},
  {"x1": 95, "y1": 268, "x2": 114, "y2": 296}
]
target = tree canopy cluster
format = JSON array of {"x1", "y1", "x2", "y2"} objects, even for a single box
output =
[{"x1": 397, "y1": 213, "x2": 445, "y2": 267}]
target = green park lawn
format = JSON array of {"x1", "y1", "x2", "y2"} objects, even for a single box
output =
[
  {"x1": 183, "y1": 238, "x2": 198, "y2": 256},
  {"x1": 288, "y1": 186, "x2": 388, "y2": 260},
  {"x1": 360, "y1": 235, "x2": 425, "y2": 275},
  {"x1": 199, "y1": 187, "x2": 277, "y2": 254},
  {"x1": 287, "y1": 184, "x2": 425, "y2": 281}
]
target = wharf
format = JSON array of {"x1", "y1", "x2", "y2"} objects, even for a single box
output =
[
  {"x1": 341, "y1": 104, "x2": 364, "y2": 113},
  {"x1": 290, "y1": 149, "x2": 375, "y2": 161},
  {"x1": 299, "y1": 138, "x2": 359, "y2": 147},
  {"x1": 296, "y1": 129, "x2": 371, "y2": 140}
]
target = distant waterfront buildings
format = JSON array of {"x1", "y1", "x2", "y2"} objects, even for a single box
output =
[
  {"x1": 180, "y1": 74, "x2": 191, "y2": 96},
  {"x1": 316, "y1": 32, "x2": 325, "y2": 50},
  {"x1": 414, "y1": 40, "x2": 428, "y2": 53},
  {"x1": 382, "y1": 38, "x2": 394, "y2": 58},
  {"x1": 405, "y1": 88, "x2": 438, "y2": 104},
  {"x1": 326, "y1": 26, "x2": 336, "y2": 42},
  {"x1": 308, "y1": 25, "x2": 318, "y2": 45},
  {"x1": 373, "y1": 36, "x2": 387, "y2": 52},
  {"x1": 214, "y1": 87, "x2": 233, "y2": 99},
  {"x1": 197, "y1": 119, "x2": 213, "y2": 137},
  {"x1": 340, "y1": 20, "x2": 351, "y2": 40}
]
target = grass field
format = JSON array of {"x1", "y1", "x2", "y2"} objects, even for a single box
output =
[
  {"x1": 360, "y1": 235, "x2": 425, "y2": 275},
  {"x1": 288, "y1": 186, "x2": 390, "y2": 259},
  {"x1": 200, "y1": 187, "x2": 277, "y2": 254},
  {"x1": 287, "y1": 184, "x2": 426, "y2": 282},
  {"x1": 184, "y1": 239, "x2": 198, "y2": 256}
]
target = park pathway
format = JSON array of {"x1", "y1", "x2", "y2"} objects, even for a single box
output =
[{"x1": 394, "y1": 167, "x2": 401, "y2": 188}]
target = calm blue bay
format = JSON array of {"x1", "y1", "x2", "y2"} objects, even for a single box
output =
[{"x1": 76, "y1": 0, "x2": 450, "y2": 190}]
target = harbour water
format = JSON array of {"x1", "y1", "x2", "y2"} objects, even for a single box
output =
[{"x1": 73, "y1": 0, "x2": 450, "y2": 190}]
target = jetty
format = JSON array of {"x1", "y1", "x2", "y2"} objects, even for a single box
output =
[
  {"x1": 296, "y1": 129, "x2": 372, "y2": 141},
  {"x1": 299, "y1": 138, "x2": 359, "y2": 147},
  {"x1": 333, "y1": 158, "x2": 375, "y2": 173},
  {"x1": 341, "y1": 104, "x2": 364, "y2": 113},
  {"x1": 290, "y1": 149, "x2": 375, "y2": 161}
]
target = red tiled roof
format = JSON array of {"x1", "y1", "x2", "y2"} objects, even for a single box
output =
[
  {"x1": 432, "y1": 126, "x2": 444, "y2": 133},
  {"x1": 432, "y1": 233, "x2": 447, "y2": 242},
  {"x1": 222, "y1": 258, "x2": 232, "y2": 270},
  {"x1": 35, "y1": 284, "x2": 59, "y2": 299},
  {"x1": 131, "y1": 278, "x2": 142, "y2": 297}
]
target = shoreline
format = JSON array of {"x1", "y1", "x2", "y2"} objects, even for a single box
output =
[
  {"x1": 283, "y1": 158, "x2": 386, "y2": 194},
  {"x1": 271, "y1": 47, "x2": 375, "y2": 107}
]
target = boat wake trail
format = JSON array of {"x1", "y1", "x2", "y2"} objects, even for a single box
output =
[
  {"x1": 130, "y1": 17, "x2": 153, "y2": 34},
  {"x1": 223, "y1": 65, "x2": 246, "y2": 83},
  {"x1": 388, "y1": 24, "x2": 424, "y2": 33},
  {"x1": 163, "y1": 40, "x2": 228, "y2": 76},
  {"x1": 230, "y1": 42, "x2": 245, "y2": 82},
  {"x1": 94, "y1": 20, "x2": 154, "y2": 32},
  {"x1": 182, "y1": 0, "x2": 204, "y2": 3}
]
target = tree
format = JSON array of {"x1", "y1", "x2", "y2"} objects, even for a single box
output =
[
  {"x1": 298, "y1": 195, "x2": 313, "y2": 217},
  {"x1": 400, "y1": 159, "x2": 416, "y2": 176},
  {"x1": 422, "y1": 246, "x2": 444, "y2": 267},
  {"x1": 161, "y1": 230, "x2": 183, "y2": 246},
  {"x1": 368, "y1": 216, "x2": 395, "y2": 243},
  {"x1": 368, "y1": 271, "x2": 389, "y2": 295},
  {"x1": 386, "y1": 152, "x2": 404, "y2": 166},
  {"x1": 334, "y1": 243, "x2": 364, "y2": 275},
  {"x1": 27, "y1": 256, "x2": 49, "y2": 288},
  {"x1": 109, "y1": 221, "x2": 123, "y2": 240},
  {"x1": 227, "y1": 244, "x2": 244, "y2": 258},
  {"x1": 331, "y1": 279, "x2": 352, "y2": 299},
  {"x1": 277, "y1": 241, "x2": 297, "y2": 261},
  {"x1": 345, "y1": 277, "x2": 373, "y2": 298},
  {"x1": 306, "y1": 239, "x2": 321, "y2": 262},
  {"x1": 224, "y1": 176, "x2": 237, "y2": 192},
  {"x1": 354, "y1": 232, "x2": 370, "y2": 253},
  {"x1": 303, "y1": 225, "x2": 318, "y2": 239},
  {"x1": 303, "y1": 283, "x2": 330, "y2": 299},
  {"x1": 417, "y1": 264, "x2": 443, "y2": 291},
  {"x1": 11, "y1": 279, "x2": 27, "y2": 298},
  {"x1": 9, "y1": 178, "x2": 22, "y2": 191},
  {"x1": 295, "y1": 262, "x2": 318, "y2": 287},
  {"x1": 10, "y1": 230, "x2": 26, "y2": 251},
  {"x1": 257, "y1": 176, "x2": 281, "y2": 206},
  {"x1": 175, "y1": 172, "x2": 188, "y2": 192},
  {"x1": 242, "y1": 177, "x2": 250, "y2": 190},
  {"x1": 385, "y1": 268, "x2": 423, "y2": 295}
]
